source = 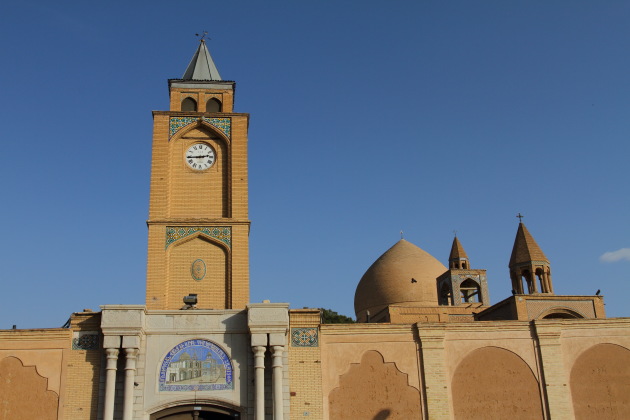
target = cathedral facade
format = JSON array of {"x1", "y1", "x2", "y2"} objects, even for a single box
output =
[{"x1": 1, "y1": 40, "x2": 630, "y2": 420}]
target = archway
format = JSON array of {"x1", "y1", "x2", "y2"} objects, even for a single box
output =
[
  {"x1": 570, "y1": 343, "x2": 630, "y2": 419},
  {"x1": 451, "y1": 346, "x2": 543, "y2": 419},
  {"x1": 150, "y1": 404, "x2": 240, "y2": 420}
]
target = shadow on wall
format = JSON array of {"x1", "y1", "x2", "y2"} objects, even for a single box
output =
[{"x1": 374, "y1": 409, "x2": 391, "y2": 420}]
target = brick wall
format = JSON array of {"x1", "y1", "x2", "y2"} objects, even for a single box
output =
[{"x1": 289, "y1": 310, "x2": 323, "y2": 419}]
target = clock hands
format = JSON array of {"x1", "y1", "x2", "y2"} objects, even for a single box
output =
[{"x1": 186, "y1": 155, "x2": 214, "y2": 159}]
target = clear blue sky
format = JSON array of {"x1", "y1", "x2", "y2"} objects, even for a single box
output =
[{"x1": 1, "y1": 1, "x2": 629, "y2": 328}]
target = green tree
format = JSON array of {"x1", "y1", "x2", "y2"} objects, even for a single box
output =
[{"x1": 320, "y1": 308, "x2": 355, "y2": 324}]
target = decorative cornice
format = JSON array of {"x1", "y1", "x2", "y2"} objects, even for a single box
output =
[
  {"x1": 169, "y1": 116, "x2": 231, "y2": 139},
  {"x1": 166, "y1": 226, "x2": 231, "y2": 249}
]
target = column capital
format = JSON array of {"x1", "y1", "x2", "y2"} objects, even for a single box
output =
[{"x1": 105, "y1": 347, "x2": 120, "y2": 358}]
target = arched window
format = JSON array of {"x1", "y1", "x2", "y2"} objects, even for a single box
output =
[
  {"x1": 460, "y1": 279, "x2": 481, "y2": 303},
  {"x1": 535, "y1": 267, "x2": 545, "y2": 292},
  {"x1": 206, "y1": 98, "x2": 222, "y2": 112},
  {"x1": 439, "y1": 283, "x2": 452, "y2": 305},
  {"x1": 181, "y1": 97, "x2": 197, "y2": 112},
  {"x1": 521, "y1": 270, "x2": 534, "y2": 293}
]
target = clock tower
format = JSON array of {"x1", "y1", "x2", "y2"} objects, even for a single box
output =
[{"x1": 145, "y1": 39, "x2": 250, "y2": 310}]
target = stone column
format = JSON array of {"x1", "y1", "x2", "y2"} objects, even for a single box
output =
[
  {"x1": 123, "y1": 348, "x2": 138, "y2": 420},
  {"x1": 253, "y1": 345, "x2": 266, "y2": 420},
  {"x1": 103, "y1": 347, "x2": 120, "y2": 420},
  {"x1": 272, "y1": 345, "x2": 285, "y2": 420},
  {"x1": 248, "y1": 302, "x2": 289, "y2": 420}
]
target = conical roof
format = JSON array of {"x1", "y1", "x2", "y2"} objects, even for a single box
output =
[
  {"x1": 509, "y1": 223, "x2": 549, "y2": 266},
  {"x1": 449, "y1": 236, "x2": 469, "y2": 261},
  {"x1": 182, "y1": 39, "x2": 222, "y2": 81},
  {"x1": 354, "y1": 239, "x2": 447, "y2": 318}
]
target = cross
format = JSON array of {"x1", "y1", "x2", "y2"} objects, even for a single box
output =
[
  {"x1": 400, "y1": 230, "x2": 404, "y2": 239},
  {"x1": 516, "y1": 213, "x2": 524, "y2": 222}
]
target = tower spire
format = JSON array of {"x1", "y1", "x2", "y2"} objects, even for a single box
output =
[
  {"x1": 449, "y1": 236, "x2": 469, "y2": 269},
  {"x1": 182, "y1": 37, "x2": 222, "y2": 81},
  {"x1": 509, "y1": 222, "x2": 553, "y2": 294}
]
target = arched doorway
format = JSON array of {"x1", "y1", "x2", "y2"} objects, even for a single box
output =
[{"x1": 150, "y1": 404, "x2": 240, "y2": 420}]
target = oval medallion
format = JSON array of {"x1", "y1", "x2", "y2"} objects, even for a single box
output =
[{"x1": 191, "y1": 259, "x2": 206, "y2": 281}]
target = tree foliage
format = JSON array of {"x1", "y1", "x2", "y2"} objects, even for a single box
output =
[{"x1": 320, "y1": 308, "x2": 355, "y2": 324}]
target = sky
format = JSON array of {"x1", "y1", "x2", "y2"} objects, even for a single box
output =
[{"x1": 0, "y1": 1, "x2": 629, "y2": 328}]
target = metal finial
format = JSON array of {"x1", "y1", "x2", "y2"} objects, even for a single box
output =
[
  {"x1": 453, "y1": 230, "x2": 457, "y2": 237},
  {"x1": 516, "y1": 213, "x2": 524, "y2": 222},
  {"x1": 195, "y1": 31, "x2": 209, "y2": 41},
  {"x1": 400, "y1": 230, "x2": 404, "y2": 239}
]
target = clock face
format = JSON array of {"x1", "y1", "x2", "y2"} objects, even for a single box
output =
[{"x1": 185, "y1": 143, "x2": 216, "y2": 170}]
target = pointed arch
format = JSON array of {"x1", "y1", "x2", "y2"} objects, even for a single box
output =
[
  {"x1": 167, "y1": 230, "x2": 231, "y2": 253},
  {"x1": 206, "y1": 97, "x2": 222, "y2": 112},
  {"x1": 460, "y1": 278, "x2": 481, "y2": 303},
  {"x1": 167, "y1": 123, "x2": 230, "y2": 219},
  {"x1": 169, "y1": 117, "x2": 231, "y2": 144},
  {"x1": 181, "y1": 97, "x2": 197, "y2": 112},
  {"x1": 171, "y1": 120, "x2": 231, "y2": 147},
  {"x1": 166, "y1": 234, "x2": 231, "y2": 309}
]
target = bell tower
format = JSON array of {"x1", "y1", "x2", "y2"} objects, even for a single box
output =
[
  {"x1": 437, "y1": 236, "x2": 489, "y2": 306},
  {"x1": 145, "y1": 39, "x2": 250, "y2": 310},
  {"x1": 509, "y1": 221, "x2": 553, "y2": 294}
]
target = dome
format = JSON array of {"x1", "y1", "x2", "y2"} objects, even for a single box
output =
[{"x1": 354, "y1": 239, "x2": 447, "y2": 320}]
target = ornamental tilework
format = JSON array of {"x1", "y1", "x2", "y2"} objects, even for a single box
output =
[
  {"x1": 166, "y1": 226, "x2": 231, "y2": 249},
  {"x1": 72, "y1": 332, "x2": 99, "y2": 350},
  {"x1": 169, "y1": 117, "x2": 231, "y2": 139},
  {"x1": 291, "y1": 328, "x2": 319, "y2": 347}
]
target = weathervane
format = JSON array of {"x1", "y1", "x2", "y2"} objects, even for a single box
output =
[
  {"x1": 195, "y1": 31, "x2": 209, "y2": 41},
  {"x1": 516, "y1": 213, "x2": 524, "y2": 222}
]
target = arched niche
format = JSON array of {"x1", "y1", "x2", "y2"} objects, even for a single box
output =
[
  {"x1": 167, "y1": 234, "x2": 230, "y2": 309},
  {"x1": 328, "y1": 350, "x2": 421, "y2": 420},
  {"x1": 181, "y1": 97, "x2": 197, "y2": 112},
  {"x1": 168, "y1": 124, "x2": 230, "y2": 219},
  {"x1": 451, "y1": 346, "x2": 543, "y2": 420},
  {"x1": 539, "y1": 307, "x2": 584, "y2": 319},
  {"x1": 570, "y1": 343, "x2": 630, "y2": 419},
  {"x1": 0, "y1": 356, "x2": 59, "y2": 420},
  {"x1": 206, "y1": 98, "x2": 222, "y2": 112}
]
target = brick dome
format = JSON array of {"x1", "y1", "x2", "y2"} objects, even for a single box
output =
[{"x1": 354, "y1": 239, "x2": 447, "y2": 321}]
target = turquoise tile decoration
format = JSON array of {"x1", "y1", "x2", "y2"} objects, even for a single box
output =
[
  {"x1": 291, "y1": 327, "x2": 319, "y2": 347},
  {"x1": 169, "y1": 117, "x2": 231, "y2": 139},
  {"x1": 191, "y1": 259, "x2": 206, "y2": 281},
  {"x1": 166, "y1": 226, "x2": 231, "y2": 249}
]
